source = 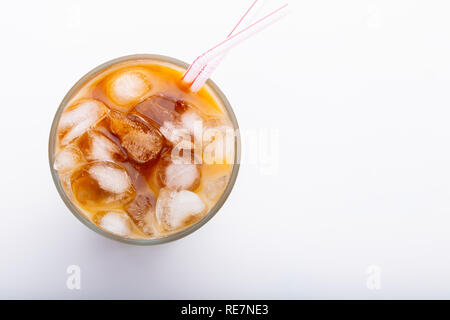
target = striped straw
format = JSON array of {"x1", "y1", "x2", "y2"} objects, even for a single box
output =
[
  {"x1": 183, "y1": 3, "x2": 289, "y2": 92},
  {"x1": 189, "y1": 0, "x2": 266, "y2": 92}
]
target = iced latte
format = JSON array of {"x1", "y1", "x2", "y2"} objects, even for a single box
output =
[{"x1": 50, "y1": 55, "x2": 239, "y2": 242}]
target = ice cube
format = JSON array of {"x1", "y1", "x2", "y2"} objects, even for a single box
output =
[
  {"x1": 202, "y1": 120, "x2": 234, "y2": 144},
  {"x1": 89, "y1": 162, "x2": 132, "y2": 194},
  {"x1": 71, "y1": 162, "x2": 135, "y2": 207},
  {"x1": 134, "y1": 95, "x2": 188, "y2": 127},
  {"x1": 202, "y1": 124, "x2": 235, "y2": 165},
  {"x1": 156, "y1": 188, "x2": 205, "y2": 230},
  {"x1": 77, "y1": 130, "x2": 126, "y2": 162},
  {"x1": 124, "y1": 193, "x2": 155, "y2": 229},
  {"x1": 121, "y1": 129, "x2": 162, "y2": 164},
  {"x1": 181, "y1": 111, "x2": 203, "y2": 142},
  {"x1": 107, "y1": 70, "x2": 151, "y2": 109},
  {"x1": 58, "y1": 99, "x2": 108, "y2": 146},
  {"x1": 203, "y1": 174, "x2": 229, "y2": 201},
  {"x1": 53, "y1": 145, "x2": 84, "y2": 172},
  {"x1": 159, "y1": 121, "x2": 192, "y2": 146},
  {"x1": 158, "y1": 160, "x2": 200, "y2": 191},
  {"x1": 99, "y1": 211, "x2": 132, "y2": 237},
  {"x1": 109, "y1": 112, "x2": 163, "y2": 163}
]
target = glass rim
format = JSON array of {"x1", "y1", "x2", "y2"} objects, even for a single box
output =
[{"x1": 48, "y1": 54, "x2": 241, "y2": 245}]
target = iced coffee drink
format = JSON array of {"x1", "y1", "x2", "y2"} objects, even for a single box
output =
[{"x1": 50, "y1": 55, "x2": 239, "y2": 242}]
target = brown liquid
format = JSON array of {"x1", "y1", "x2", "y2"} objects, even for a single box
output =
[{"x1": 54, "y1": 59, "x2": 234, "y2": 239}]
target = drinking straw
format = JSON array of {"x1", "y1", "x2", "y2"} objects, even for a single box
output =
[
  {"x1": 188, "y1": 0, "x2": 265, "y2": 92},
  {"x1": 182, "y1": 3, "x2": 289, "y2": 92},
  {"x1": 183, "y1": 3, "x2": 288, "y2": 85}
]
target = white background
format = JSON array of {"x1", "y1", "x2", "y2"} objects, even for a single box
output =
[{"x1": 1, "y1": 0, "x2": 450, "y2": 299}]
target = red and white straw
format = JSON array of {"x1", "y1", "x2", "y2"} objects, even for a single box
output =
[
  {"x1": 183, "y1": 2, "x2": 289, "y2": 92},
  {"x1": 189, "y1": 0, "x2": 265, "y2": 92}
]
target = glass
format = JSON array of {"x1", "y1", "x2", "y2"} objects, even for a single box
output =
[{"x1": 48, "y1": 54, "x2": 241, "y2": 245}]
